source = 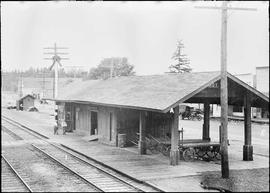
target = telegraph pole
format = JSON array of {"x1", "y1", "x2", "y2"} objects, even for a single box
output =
[
  {"x1": 220, "y1": 1, "x2": 229, "y2": 179},
  {"x1": 195, "y1": 2, "x2": 256, "y2": 178},
  {"x1": 44, "y1": 43, "x2": 69, "y2": 99},
  {"x1": 110, "y1": 58, "x2": 114, "y2": 78},
  {"x1": 18, "y1": 70, "x2": 23, "y2": 98}
]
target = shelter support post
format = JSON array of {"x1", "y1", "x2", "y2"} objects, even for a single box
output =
[
  {"x1": 243, "y1": 92, "x2": 253, "y2": 161},
  {"x1": 139, "y1": 111, "x2": 146, "y2": 155},
  {"x1": 113, "y1": 111, "x2": 118, "y2": 146},
  {"x1": 170, "y1": 106, "x2": 179, "y2": 165},
  {"x1": 203, "y1": 102, "x2": 211, "y2": 141}
]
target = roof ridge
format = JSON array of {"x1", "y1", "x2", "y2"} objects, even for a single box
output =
[{"x1": 103, "y1": 71, "x2": 221, "y2": 79}]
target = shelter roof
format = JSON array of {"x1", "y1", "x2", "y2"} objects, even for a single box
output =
[
  {"x1": 51, "y1": 71, "x2": 269, "y2": 113},
  {"x1": 18, "y1": 94, "x2": 35, "y2": 101}
]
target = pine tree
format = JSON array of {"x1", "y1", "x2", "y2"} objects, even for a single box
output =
[{"x1": 169, "y1": 40, "x2": 192, "y2": 73}]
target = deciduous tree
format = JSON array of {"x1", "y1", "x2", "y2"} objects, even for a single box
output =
[{"x1": 88, "y1": 57, "x2": 135, "y2": 80}]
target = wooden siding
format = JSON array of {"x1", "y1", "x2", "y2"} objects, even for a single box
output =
[
  {"x1": 60, "y1": 102, "x2": 174, "y2": 147},
  {"x1": 98, "y1": 107, "x2": 118, "y2": 146},
  {"x1": 117, "y1": 109, "x2": 140, "y2": 146},
  {"x1": 146, "y1": 111, "x2": 173, "y2": 138},
  {"x1": 75, "y1": 104, "x2": 92, "y2": 135},
  {"x1": 65, "y1": 103, "x2": 76, "y2": 132},
  {"x1": 22, "y1": 97, "x2": 34, "y2": 110}
]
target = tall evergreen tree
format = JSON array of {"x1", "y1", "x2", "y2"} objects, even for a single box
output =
[{"x1": 169, "y1": 40, "x2": 192, "y2": 73}]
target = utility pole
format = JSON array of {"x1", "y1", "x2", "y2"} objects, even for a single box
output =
[
  {"x1": 195, "y1": 2, "x2": 256, "y2": 178},
  {"x1": 36, "y1": 71, "x2": 51, "y2": 99},
  {"x1": 44, "y1": 43, "x2": 69, "y2": 99},
  {"x1": 18, "y1": 70, "x2": 23, "y2": 98},
  {"x1": 110, "y1": 57, "x2": 114, "y2": 78},
  {"x1": 42, "y1": 70, "x2": 45, "y2": 98}
]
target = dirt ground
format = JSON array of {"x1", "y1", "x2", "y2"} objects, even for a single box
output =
[{"x1": 201, "y1": 168, "x2": 269, "y2": 192}]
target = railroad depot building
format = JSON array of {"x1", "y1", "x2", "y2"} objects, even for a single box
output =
[
  {"x1": 16, "y1": 94, "x2": 35, "y2": 111},
  {"x1": 50, "y1": 71, "x2": 269, "y2": 165}
]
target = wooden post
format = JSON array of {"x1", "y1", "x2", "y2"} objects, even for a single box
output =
[
  {"x1": 170, "y1": 106, "x2": 179, "y2": 165},
  {"x1": 220, "y1": 1, "x2": 229, "y2": 178},
  {"x1": 203, "y1": 102, "x2": 211, "y2": 141},
  {"x1": 113, "y1": 111, "x2": 118, "y2": 146},
  {"x1": 243, "y1": 92, "x2": 253, "y2": 161},
  {"x1": 195, "y1": 1, "x2": 256, "y2": 179},
  {"x1": 139, "y1": 111, "x2": 146, "y2": 155}
]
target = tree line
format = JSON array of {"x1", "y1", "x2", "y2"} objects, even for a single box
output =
[
  {"x1": 2, "y1": 57, "x2": 135, "y2": 80},
  {"x1": 2, "y1": 40, "x2": 191, "y2": 91}
]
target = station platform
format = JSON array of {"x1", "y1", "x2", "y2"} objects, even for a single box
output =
[
  {"x1": 2, "y1": 108, "x2": 269, "y2": 192},
  {"x1": 211, "y1": 116, "x2": 269, "y2": 124}
]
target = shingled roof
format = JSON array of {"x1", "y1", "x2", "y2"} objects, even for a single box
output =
[
  {"x1": 18, "y1": 94, "x2": 35, "y2": 101},
  {"x1": 52, "y1": 71, "x2": 269, "y2": 113}
]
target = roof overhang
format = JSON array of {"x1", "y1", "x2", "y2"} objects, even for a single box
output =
[
  {"x1": 51, "y1": 99, "x2": 165, "y2": 113},
  {"x1": 46, "y1": 72, "x2": 269, "y2": 114}
]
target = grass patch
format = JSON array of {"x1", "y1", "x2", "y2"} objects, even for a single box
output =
[{"x1": 201, "y1": 168, "x2": 269, "y2": 192}]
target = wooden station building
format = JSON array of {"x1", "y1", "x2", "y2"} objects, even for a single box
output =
[
  {"x1": 50, "y1": 71, "x2": 269, "y2": 165},
  {"x1": 16, "y1": 94, "x2": 35, "y2": 111}
]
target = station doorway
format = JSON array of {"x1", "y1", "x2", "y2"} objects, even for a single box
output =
[{"x1": 91, "y1": 111, "x2": 98, "y2": 135}]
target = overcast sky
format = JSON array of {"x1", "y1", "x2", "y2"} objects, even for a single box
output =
[{"x1": 1, "y1": 1, "x2": 269, "y2": 75}]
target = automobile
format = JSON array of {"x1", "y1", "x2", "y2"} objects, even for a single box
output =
[
  {"x1": 40, "y1": 100, "x2": 48, "y2": 104},
  {"x1": 7, "y1": 105, "x2": 16, "y2": 110},
  {"x1": 27, "y1": 106, "x2": 39, "y2": 112},
  {"x1": 180, "y1": 106, "x2": 203, "y2": 121}
]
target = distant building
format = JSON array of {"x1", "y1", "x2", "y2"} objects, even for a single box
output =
[
  {"x1": 16, "y1": 94, "x2": 35, "y2": 111},
  {"x1": 254, "y1": 66, "x2": 269, "y2": 118},
  {"x1": 230, "y1": 73, "x2": 255, "y2": 117},
  {"x1": 20, "y1": 77, "x2": 79, "y2": 99},
  {"x1": 255, "y1": 66, "x2": 269, "y2": 93}
]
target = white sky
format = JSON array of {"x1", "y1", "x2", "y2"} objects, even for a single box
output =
[{"x1": 1, "y1": 1, "x2": 269, "y2": 75}]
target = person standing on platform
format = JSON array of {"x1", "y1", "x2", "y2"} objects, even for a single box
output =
[
  {"x1": 54, "y1": 109, "x2": 59, "y2": 135},
  {"x1": 62, "y1": 120, "x2": 67, "y2": 135}
]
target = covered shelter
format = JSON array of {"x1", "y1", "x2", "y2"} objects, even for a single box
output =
[
  {"x1": 16, "y1": 94, "x2": 35, "y2": 111},
  {"x1": 48, "y1": 71, "x2": 269, "y2": 165}
]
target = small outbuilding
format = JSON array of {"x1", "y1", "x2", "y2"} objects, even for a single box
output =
[
  {"x1": 16, "y1": 94, "x2": 35, "y2": 111},
  {"x1": 48, "y1": 71, "x2": 269, "y2": 165}
]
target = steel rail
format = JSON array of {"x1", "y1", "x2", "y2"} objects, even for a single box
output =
[
  {"x1": 2, "y1": 115, "x2": 163, "y2": 192},
  {"x1": 40, "y1": 143, "x2": 144, "y2": 192},
  {"x1": 2, "y1": 116, "x2": 48, "y2": 139},
  {"x1": 1, "y1": 154, "x2": 33, "y2": 192},
  {"x1": 31, "y1": 144, "x2": 104, "y2": 192},
  {"x1": 2, "y1": 116, "x2": 142, "y2": 191},
  {"x1": 2, "y1": 125, "x2": 24, "y2": 140}
]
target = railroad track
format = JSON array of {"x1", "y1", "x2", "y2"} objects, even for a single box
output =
[
  {"x1": 32, "y1": 144, "x2": 144, "y2": 192},
  {"x1": 1, "y1": 155, "x2": 32, "y2": 192},
  {"x1": 1, "y1": 115, "x2": 162, "y2": 192},
  {"x1": 2, "y1": 117, "x2": 47, "y2": 140},
  {"x1": 2, "y1": 125, "x2": 24, "y2": 140},
  {"x1": 1, "y1": 123, "x2": 46, "y2": 146},
  {"x1": 2, "y1": 145, "x2": 100, "y2": 192}
]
